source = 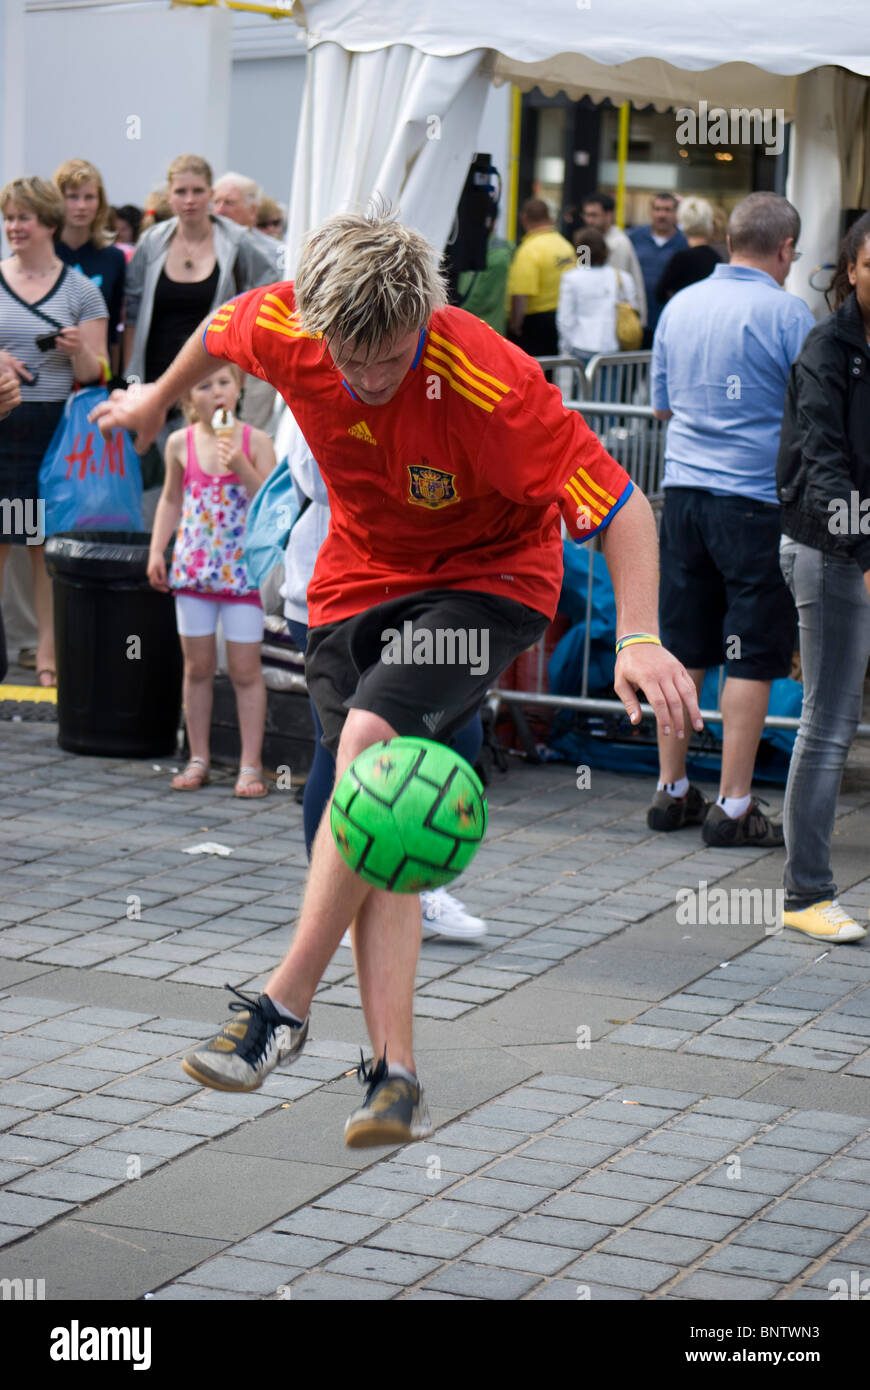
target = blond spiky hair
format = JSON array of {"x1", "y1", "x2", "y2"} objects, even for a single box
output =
[{"x1": 294, "y1": 203, "x2": 448, "y2": 358}]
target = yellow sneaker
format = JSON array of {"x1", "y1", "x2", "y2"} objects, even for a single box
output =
[{"x1": 781, "y1": 900, "x2": 866, "y2": 944}]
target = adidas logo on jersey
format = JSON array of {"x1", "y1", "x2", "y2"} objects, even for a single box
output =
[{"x1": 348, "y1": 420, "x2": 377, "y2": 445}]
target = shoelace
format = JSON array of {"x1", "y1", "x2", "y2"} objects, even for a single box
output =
[
  {"x1": 743, "y1": 797, "x2": 776, "y2": 837},
  {"x1": 224, "y1": 983, "x2": 275, "y2": 1067},
  {"x1": 356, "y1": 1044, "x2": 389, "y2": 1100},
  {"x1": 819, "y1": 902, "x2": 854, "y2": 927}
]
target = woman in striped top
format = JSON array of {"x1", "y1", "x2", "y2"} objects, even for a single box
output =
[{"x1": 0, "y1": 176, "x2": 108, "y2": 685}]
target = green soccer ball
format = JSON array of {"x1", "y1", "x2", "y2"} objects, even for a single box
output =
[{"x1": 330, "y1": 737, "x2": 488, "y2": 893}]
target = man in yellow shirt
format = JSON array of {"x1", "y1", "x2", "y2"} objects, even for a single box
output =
[{"x1": 507, "y1": 198, "x2": 576, "y2": 357}]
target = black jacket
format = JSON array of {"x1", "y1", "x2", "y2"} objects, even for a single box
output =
[{"x1": 777, "y1": 291, "x2": 870, "y2": 571}]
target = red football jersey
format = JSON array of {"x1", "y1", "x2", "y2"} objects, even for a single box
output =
[{"x1": 203, "y1": 285, "x2": 633, "y2": 627}]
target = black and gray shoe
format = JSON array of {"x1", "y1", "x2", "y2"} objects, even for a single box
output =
[
  {"x1": 702, "y1": 799, "x2": 784, "y2": 848},
  {"x1": 181, "y1": 984, "x2": 308, "y2": 1092},
  {"x1": 647, "y1": 783, "x2": 709, "y2": 832},
  {"x1": 344, "y1": 1048, "x2": 432, "y2": 1148}
]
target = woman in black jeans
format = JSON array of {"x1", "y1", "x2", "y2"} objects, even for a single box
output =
[{"x1": 777, "y1": 211, "x2": 870, "y2": 943}]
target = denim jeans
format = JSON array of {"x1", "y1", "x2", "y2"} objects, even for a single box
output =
[{"x1": 779, "y1": 537, "x2": 870, "y2": 909}]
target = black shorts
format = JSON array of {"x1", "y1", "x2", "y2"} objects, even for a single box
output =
[
  {"x1": 659, "y1": 487, "x2": 796, "y2": 680},
  {"x1": 306, "y1": 589, "x2": 550, "y2": 757}
]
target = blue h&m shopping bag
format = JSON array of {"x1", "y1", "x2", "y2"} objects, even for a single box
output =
[{"x1": 38, "y1": 386, "x2": 143, "y2": 535}]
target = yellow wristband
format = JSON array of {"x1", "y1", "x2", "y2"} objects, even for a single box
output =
[{"x1": 615, "y1": 633, "x2": 662, "y2": 656}]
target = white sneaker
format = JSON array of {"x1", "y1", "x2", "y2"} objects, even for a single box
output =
[{"x1": 421, "y1": 888, "x2": 487, "y2": 939}]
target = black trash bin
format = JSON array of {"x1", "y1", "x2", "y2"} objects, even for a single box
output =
[{"x1": 45, "y1": 531, "x2": 183, "y2": 758}]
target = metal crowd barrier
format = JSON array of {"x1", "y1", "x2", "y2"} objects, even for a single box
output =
[{"x1": 490, "y1": 353, "x2": 870, "y2": 744}]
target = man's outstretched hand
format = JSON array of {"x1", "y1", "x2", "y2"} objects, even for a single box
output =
[
  {"x1": 614, "y1": 643, "x2": 704, "y2": 739},
  {"x1": 88, "y1": 383, "x2": 167, "y2": 455}
]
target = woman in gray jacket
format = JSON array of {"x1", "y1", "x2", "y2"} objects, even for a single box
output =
[{"x1": 123, "y1": 153, "x2": 275, "y2": 504}]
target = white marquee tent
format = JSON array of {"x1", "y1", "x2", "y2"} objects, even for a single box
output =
[{"x1": 285, "y1": 0, "x2": 870, "y2": 313}]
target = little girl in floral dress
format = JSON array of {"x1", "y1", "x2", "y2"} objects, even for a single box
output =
[{"x1": 147, "y1": 363, "x2": 276, "y2": 796}]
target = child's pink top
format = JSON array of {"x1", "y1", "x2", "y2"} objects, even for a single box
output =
[{"x1": 170, "y1": 424, "x2": 261, "y2": 606}]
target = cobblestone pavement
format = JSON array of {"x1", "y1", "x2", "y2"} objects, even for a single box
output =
[{"x1": 1, "y1": 718, "x2": 870, "y2": 1301}]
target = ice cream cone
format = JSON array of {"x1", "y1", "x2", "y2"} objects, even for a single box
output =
[{"x1": 211, "y1": 407, "x2": 235, "y2": 441}]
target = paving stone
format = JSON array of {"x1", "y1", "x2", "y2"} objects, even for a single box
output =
[
  {"x1": 315, "y1": 1186, "x2": 422, "y2": 1220},
  {"x1": 0, "y1": 1133, "x2": 73, "y2": 1165},
  {"x1": 484, "y1": 1157, "x2": 585, "y2": 1189},
  {"x1": 7, "y1": 1170, "x2": 121, "y2": 1202},
  {"x1": 636, "y1": 1207, "x2": 743, "y2": 1241},
  {"x1": 101, "y1": 1077, "x2": 198, "y2": 1105},
  {"x1": 285, "y1": 1272, "x2": 401, "y2": 1300},
  {"x1": 405, "y1": 1201, "x2": 509, "y2": 1235},
  {"x1": 581, "y1": 1099, "x2": 679, "y2": 1128},
  {"x1": 669, "y1": 1186, "x2": 772, "y2": 1218},
  {"x1": 98, "y1": 1129, "x2": 202, "y2": 1158},
  {"x1": 572, "y1": 1170, "x2": 680, "y2": 1204},
  {"x1": 607, "y1": 1024, "x2": 693, "y2": 1050},
  {"x1": 683, "y1": 1035, "x2": 771, "y2": 1061},
  {"x1": 179, "y1": 1258, "x2": 302, "y2": 1294},
  {"x1": 423, "y1": 1261, "x2": 539, "y2": 1299},
  {"x1": 325, "y1": 1246, "x2": 440, "y2": 1284},
  {"x1": 698, "y1": 1166, "x2": 796, "y2": 1197},
  {"x1": 608, "y1": 1151, "x2": 707, "y2": 1183},
  {"x1": 554, "y1": 1118, "x2": 645, "y2": 1147},
  {"x1": 669, "y1": 1270, "x2": 780, "y2": 1300},
  {"x1": 641, "y1": 1132, "x2": 737, "y2": 1162},
  {"x1": 397, "y1": 1144, "x2": 495, "y2": 1176},
  {"x1": 566, "y1": 1252, "x2": 678, "y2": 1292},
  {"x1": 758, "y1": 1126, "x2": 848, "y2": 1155},
  {"x1": 140, "y1": 1110, "x2": 243, "y2": 1138},
  {"x1": 616, "y1": 1085, "x2": 704, "y2": 1108},
  {"x1": 231, "y1": 1232, "x2": 343, "y2": 1267},
  {"x1": 450, "y1": 1177, "x2": 551, "y2": 1212},
  {"x1": 766, "y1": 1198, "x2": 864, "y2": 1232},
  {"x1": 732, "y1": 1221, "x2": 839, "y2": 1258},
  {"x1": 783, "y1": 1110, "x2": 869, "y2": 1138},
  {"x1": 54, "y1": 1149, "x2": 164, "y2": 1180},
  {"x1": 366, "y1": 1224, "x2": 477, "y2": 1260},
  {"x1": 526, "y1": 1075, "x2": 613, "y2": 1099},
  {"x1": 0, "y1": 1191, "x2": 73, "y2": 1226},
  {"x1": 353, "y1": 1165, "x2": 452, "y2": 1197},
  {"x1": 605, "y1": 1229, "x2": 712, "y2": 1265},
  {"x1": 543, "y1": 1192, "x2": 646, "y2": 1225},
  {"x1": 702, "y1": 1245, "x2": 812, "y2": 1281},
  {"x1": 273, "y1": 1209, "x2": 386, "y2": 1244},
  {"x1": 0, "y1": 1082, "x2": 77, "y2": 1110},
  {"x1": 528, "y1": 1279, "x2": 642, "y2": 1301},
  {"x1": 693, "y1": 1097, "x2": 787, "y2": 1123},
  {"x1": 433, "y1": 1123, "x2": 526, "y2": 1154},
  {"x1": 792, "y1": 1177, "x2": 870, "y2": 1208},
  {"x1": 14, "y1": 1115, "x2": 118, "y2": 1146},
  {"x1": 469, "y1": 1105, "x2": 559, "y2": 1134},
  {"x1": 26, "y1": 1064, "x2": 119, "y2": 1092},
  {"x1": 464, "y1": 1236, "x2": 576, "y2": 1276}
]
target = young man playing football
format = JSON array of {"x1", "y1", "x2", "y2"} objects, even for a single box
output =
[{"x1": 92, "y1": 208, "x2": 702, "y2": 1147}]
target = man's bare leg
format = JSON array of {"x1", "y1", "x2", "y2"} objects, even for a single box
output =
[
  {"x1": 264, "y1": 709, "x2": 422, "y2": 1072},
  {"x1": 656, "y1": 668, "x2": 704, "y2": 783},
  {"x1": 718, "y1": 676, "x2": 771, "y2": 798}
]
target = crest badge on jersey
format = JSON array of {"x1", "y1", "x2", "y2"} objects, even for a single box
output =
[{"x1": 407, "y1": 461, "x2": 460, "y2": 510}]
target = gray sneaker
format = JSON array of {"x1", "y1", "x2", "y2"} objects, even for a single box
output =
[
  {"x1": 344, "y1": 1049, "x2": 433, "y2": 1148},
  {"x1": 702, "y1": 799, "x2": 784, "y2": 848},
  {"x1": 182, "y1": 985, "x2": 308, "y2": 1092},
  {"x1": 647, "y1": 783, "x2": 709, "y2": 832}
]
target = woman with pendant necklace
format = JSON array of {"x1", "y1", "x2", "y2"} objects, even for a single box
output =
[{"x1": 123, "y1": 154, "x2": 275, "y2": 517}]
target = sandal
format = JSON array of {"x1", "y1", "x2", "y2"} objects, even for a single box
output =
[
  {"x1": 172, "y1": 757, "x2": 210, "y2": 791},
  {"x1": 37, "y1": 667, "x2": 57, "y2": 688},
  {"x1": 235, "y1": 765, "x2": 268, "y2": 799}
]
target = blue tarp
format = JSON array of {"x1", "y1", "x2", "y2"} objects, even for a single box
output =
[{"x1": 547, "y1": 540, "x2": 801, "y2": 783}]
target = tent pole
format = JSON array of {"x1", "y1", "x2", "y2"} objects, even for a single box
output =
[
  {"x1": 616, "y1": 101, "x2": 630, "y2": 227},
  {"x1": 507, "y1": 85, "x2": 522, "y2": 239}
]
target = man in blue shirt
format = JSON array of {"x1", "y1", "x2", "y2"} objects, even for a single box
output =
[
  {"x1": 628, "y1": 192, "x2": 688, "y2": 342},
  {"x1": 648, "y1": 192, "x2": 815, "y2": 847}
]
